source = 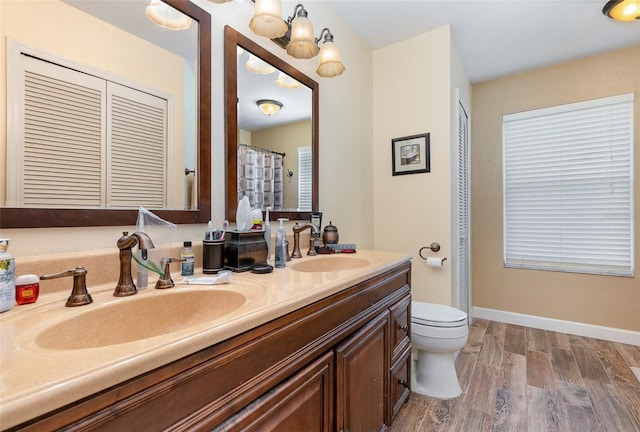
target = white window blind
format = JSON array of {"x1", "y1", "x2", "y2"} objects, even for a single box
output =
[
  {"x1": 298, "y1": 146, "x2": 312, "y2": 211},
  {"x1": 503, "y1": 93, "x2": 634, "y2": 276}
]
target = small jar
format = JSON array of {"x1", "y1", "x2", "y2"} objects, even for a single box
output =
[
  {"x1": 322, "y1": 222, "x2": 339, "y2": 245},
  {"x1": 16, "y1": 274, "x2": 39, "y2": 305}
]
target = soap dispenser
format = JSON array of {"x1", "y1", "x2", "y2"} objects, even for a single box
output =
[{"x1": 275, "y1": 218, "x2": 289, "y2": 268}]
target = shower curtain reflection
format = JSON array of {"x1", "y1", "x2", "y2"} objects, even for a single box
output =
[{"x1": 238, "y1": 144, "x2": 284, "y2": 211}]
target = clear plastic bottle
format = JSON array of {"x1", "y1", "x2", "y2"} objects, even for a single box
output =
[
  {"x1": 0, "y1": 239, "x2": 16, "y2": 313},
  {"x1": 275, "y1": 218, "x2": 288, "y2": 268},
  {"x1": 181, "y1": 241, "x2": 195, "y2": 276}
]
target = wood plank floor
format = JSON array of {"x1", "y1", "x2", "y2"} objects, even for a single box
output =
[{"x1": 390, "y1": 319, "x2": 640, "y2": 432}]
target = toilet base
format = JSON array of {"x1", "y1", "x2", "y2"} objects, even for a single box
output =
[{"x1": 412, "y1": 350, "x2": 462, "y2": 399}]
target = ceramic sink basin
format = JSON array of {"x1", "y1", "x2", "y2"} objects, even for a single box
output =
[
  {"x1": 35, "y1": 290, "x2": 247, "y2": 350},
  {"x1": 290, "y1": 256, "x2": 370, "y2": 273}
]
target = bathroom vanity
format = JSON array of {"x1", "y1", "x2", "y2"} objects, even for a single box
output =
[{"x1": 0, "y1": 251, "x2": 411, "y2": 431}]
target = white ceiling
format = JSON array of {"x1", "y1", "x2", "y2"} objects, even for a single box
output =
[{"x1": 325, "y1": 0, "x2": 640, "y2": 83}]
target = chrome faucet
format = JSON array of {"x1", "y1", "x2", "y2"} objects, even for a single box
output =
[
  {"x1": 291, "y1": 223, "x2": 318, "y2": 258},
  {"x1": 114, "y1": 231, "x2": 155, "y2": 297}
]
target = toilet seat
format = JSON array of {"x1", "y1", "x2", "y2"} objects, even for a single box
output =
[{"x1": 412, "y1": 302, "x2": 467, "y2": 328}]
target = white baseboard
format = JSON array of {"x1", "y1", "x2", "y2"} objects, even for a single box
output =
[{"x1": 472, "y1": 307, "x2": 640, "y2": 346}]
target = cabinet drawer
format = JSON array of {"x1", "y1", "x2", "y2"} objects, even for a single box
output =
[
  {"x1": 389, "y1": 293, "x2": 411, "y2": 361},
  {"x1": 215, "y1": 351, "x2": 334, "y2": 432},
  {"x1": 390, "y1": 345, "x2": 411, "y2": 421}
]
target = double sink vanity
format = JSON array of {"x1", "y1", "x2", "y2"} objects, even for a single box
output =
[
  {"x1": 1, "y1": 250, "x2": 412, "y2": 431},
  {"x1": 1, "y1": 1, "x2": 413, "y2": 430}
]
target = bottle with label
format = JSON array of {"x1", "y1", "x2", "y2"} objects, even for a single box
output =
[
  {"x1": 274, "y1": 218, "x2": 288, "y2": 268},
  {"x1": 181, "y1": 241, "x2": 195, "y2": 276},
  {"x1": 0, "y1": 239, "x2": 16, "y2": 313}
]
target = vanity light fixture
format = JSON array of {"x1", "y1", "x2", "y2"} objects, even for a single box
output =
[
  {"x1": 316, "y1": 28, "x2": 345, "y2": 78},
  {"x1": 207, "y1": 0, "x2": 234, "y2": 3},
  {"x1": 249, "y1": 0, "x2": 345, "y2": 78},
  {"x1": 257, "y1": 99, "x2": 283, "y2": 116},
  {"x1": 249, "y1": 0, "x2": 289, "y2": 39},
  {"x1": 603, "y1": 0, "x2": 640, "y2": 20},
  {"x1": 145, "y1": 0, "x2": 192, "y2": 30},
  {"x1": 286, "y1": 5, "x2": 319, "y2": 59},
  {"x1": 246, "y1": 54, "x2": 276, "y2": 75},
  {"x1": 276, "y1": 71, "x2": 302, "y2": 89}
]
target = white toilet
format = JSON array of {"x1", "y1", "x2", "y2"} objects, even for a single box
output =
[{"x1": 411, "y1": 301, "x2": 469, "y2": 399}]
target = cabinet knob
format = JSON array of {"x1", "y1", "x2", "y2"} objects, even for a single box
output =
[
  {"x1": 399, "y1": 379, "x2": 409, "y2": 388},
  {"x1": 400, "y1": 324, "x2": 408, "y2": 332}
]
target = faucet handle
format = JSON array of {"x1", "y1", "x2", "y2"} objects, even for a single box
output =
[
  {"x1": 41, "y1": 267, "x2": 93, "y2": 307},
  {"x1": 155, "y1": 258, "x2": 185, "y2": 290}
]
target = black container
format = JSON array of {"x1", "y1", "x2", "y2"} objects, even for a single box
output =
[
  {"x1": 224, "y1": 230, "x2": 268, "y2": 272},
  {"x1": 203, "y1": 240, "x2": 225, "y2": 274}
]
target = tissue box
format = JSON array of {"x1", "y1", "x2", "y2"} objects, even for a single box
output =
[{"x1": 224, "y1": 230, "x2": 267, "y2": 272}]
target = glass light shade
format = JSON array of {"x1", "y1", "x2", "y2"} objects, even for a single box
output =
[
  {"x1": 286, "y1": 16, "x2": 319, "y2": 59},
  {"x1": 246, "y1": 54, "x2": 276, "y2": 75},
  {"x1": 316, "y1": 41, "x2": 345, "y2": 78},
  {"x1": 276, "y1": 71, "x2": 302, "y2": 89},
  {"x1": 257, "y1": 99, "x2": 283, "y2": 116},
  {"x1": 145, "y1": 0, "x2": 192, "y2": 30},
  {"x1": 603, "y1": 0, "x2": 640, "y2": 21},
  {"x1": 207, "y1": 0, "x2": 234, "y2": 3},
  {"x1": 249, "y1": 0, "x2": 288, "y2": 39}
]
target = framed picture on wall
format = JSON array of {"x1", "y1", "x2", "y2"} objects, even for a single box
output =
[{"x1": 392, "y1": 133, "x2": 430, "y2": 176}]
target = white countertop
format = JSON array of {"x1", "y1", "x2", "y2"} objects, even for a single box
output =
[{"x1": 0, "y1": 250, "x2": 411, "y2": 429}]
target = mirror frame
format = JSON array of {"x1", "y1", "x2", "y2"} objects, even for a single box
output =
[
  {"x1": 0, "y1": 0, "x2": 211, "y2": 228},
  {"x1": 224, "y1": 25, "x2": 319, "y2": 222}
]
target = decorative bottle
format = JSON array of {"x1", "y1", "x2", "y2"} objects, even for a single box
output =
[{"x1": 0, "y1": 239, "x2": 16, "y2": 313}]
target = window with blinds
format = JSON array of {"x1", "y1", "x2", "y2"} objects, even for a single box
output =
[
  {"x1": 8, "y1": 53, "x2": 167, "y2": 209},
  {"x1": 503, "y1": 93, "x2": 634, "y2": 276},
  {"x1": 298, "y1": 146, "x2": 312, "y2": 211}
]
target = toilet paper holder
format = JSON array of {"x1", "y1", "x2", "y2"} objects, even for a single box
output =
[{"x1": 418, "y1": 242, "x2": 447, "y2": 262}]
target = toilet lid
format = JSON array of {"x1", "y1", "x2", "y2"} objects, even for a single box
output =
[{"x1": 412, "y1": 302, "x2": 467, "y2": 328}]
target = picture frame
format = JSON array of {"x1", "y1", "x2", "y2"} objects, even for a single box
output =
[{"x1": 392, "y1": 133, "x2": 430, "y2": 176}]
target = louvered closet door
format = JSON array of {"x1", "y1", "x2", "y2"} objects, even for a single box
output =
[
  {"x1": 20, "y1": 55, "x2": 106, "y2": 207},
  {"x1": 456, "y1": 100, "x2": 471, "y2": 316},
  {"x1": 107, "y1": 83, "x2": 167, "y2": 208}
]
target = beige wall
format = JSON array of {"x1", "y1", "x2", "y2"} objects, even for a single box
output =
[
  {"x1": 471, "y1": 46, "x2": 640, "y2": 331},
  {"x1": 373, "y1": 26, "x2": 470, "y2": 306},
  {"x1": 0, "y1": 0, "x2": 187, "y2": 209},
  {"x1": 251, "y1": 120, "x2": 312, "y2": 210}
]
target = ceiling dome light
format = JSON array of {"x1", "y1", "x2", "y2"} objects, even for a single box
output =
[
  {"x1": 603, "y1": 0, "x2": 640, "y2": 21},
  {"x1": 276, "y1": 71, "x2": 302, "y2": 89},
  {"x1": 257, "y1": 99, "x2": 283, "y2": 116},
  {"x1": 145, "y1": 0, "x2": 192, "y2": 31},
  {"x1": 250, "y1": 0, "x2": 288, "y2": 39},
  {"x1": 246, "y1": 54, "x2": 276, "y2": 75}
]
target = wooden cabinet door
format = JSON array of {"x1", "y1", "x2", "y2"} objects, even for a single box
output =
[
  {"x1": 390, "y1": 345, "x2": 411, "y2": 420},
  {"x1": 215, "y1": 351, "x2": 334, "y2": 432},
  {"x1": 335, "y1": 311, "x2": 390, "y2": 432},
  {"x1": 389, "y1": 293, "x2": 411, "y2": 361}
]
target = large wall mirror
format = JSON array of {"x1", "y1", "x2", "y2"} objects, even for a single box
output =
[
  {"x1": 224, "y1": 26, "x2": 318, "y2": 222},
  {"x1": 0, "y1": 0, "x2": 211, "y2": 228}
]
